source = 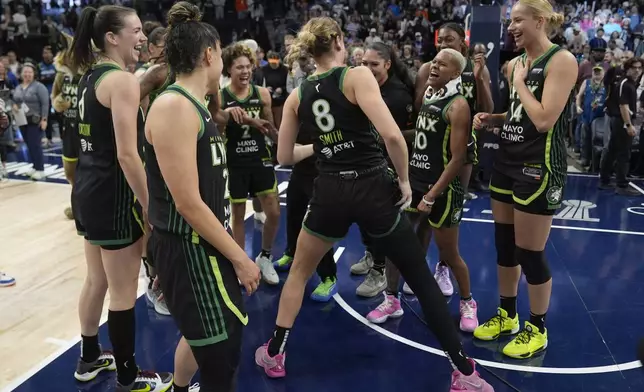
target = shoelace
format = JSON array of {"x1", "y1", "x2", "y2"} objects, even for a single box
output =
[
  {"x1": 481, "y1": 314, "x2": 504, "y2": 328},
  {"x1": 188, "y1": 383, "x2": 200, "y2": 391},
  {"x1": 137, "y1": 370, "x2": 160, "y2": 382},
  {"x1": 376, "y1": 296, "x2": 395, "y2": 312},
  {"x1": 514, "y1": 328, "x2": 536, "y2": 345},
  {"x1": 437, "y1": 266, "x2": 449, "y2": 281},
  {"x1": 461, "y1": 302, "x2": 475, "y2": 319}
]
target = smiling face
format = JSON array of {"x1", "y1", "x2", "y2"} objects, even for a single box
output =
[
  {"x1": 108, "y1": 13, "x2": 147, "y2": 67},
  {"x1": 508, "y1": 3, "x2": 544, "y2": 49},
  {"x1": 437, "y1": 27, "x2": 465, "y2": 54},
  {"x1": 362, "y1": 48, "x2": 390, "y2": 85},
  {"x1": 229, "y1": 55, "x2": 253, "y2": 87},
  {"x1": 427, "y1": 50, "x2": 461, "y2": 89}
]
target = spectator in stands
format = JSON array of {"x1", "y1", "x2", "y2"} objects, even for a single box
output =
[
  {"x1": 39, "y1": 46, "x2": 57, "y2": 146},
  {"x1": 286, "y1": 53, "x2": 314, "y2": 94},
  {"x1": 576, "y1": 66, "x2": 607, "y2": 167},
  {"x1": 6, "y1": 50, "x2": 20, "y2": 76},
  {"x1": 261, "y1": 51, "x2": 288, "y2": 128},
  {"x1": 0, "y1": 57, "x2": 18, "y2": 88},
  {"x1": 351, "y1": 47, "x2": 364, "y2": 66},
  {"x1": 600, "y1": 57, "x2": 642, "y2": 196},
  {"x1": 13, "y1": 63, "x2": 48, "y2": 181}
]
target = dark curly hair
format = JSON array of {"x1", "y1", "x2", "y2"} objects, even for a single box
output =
[
  {"x1": 221, "y1": 43, "x2": 256, "y2": 77},
  {"x1": 165, "y1": 1, "x2": 220, "y2": 75}
]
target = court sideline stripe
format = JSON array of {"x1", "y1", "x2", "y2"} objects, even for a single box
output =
[
  {"x1": 1, "y1": 209, "x2": 258, "y2": 392},
  {"x1": 330, "y1": 247, "x2": 643, "y2": 375}
]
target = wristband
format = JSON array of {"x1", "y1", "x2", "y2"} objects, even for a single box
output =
[{"x1": 422, "y1": 195, "x2": 435, "y2": 207}]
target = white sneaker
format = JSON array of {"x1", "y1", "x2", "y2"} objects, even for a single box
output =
[
  {"x1": 254, "y1": 211, "x2": 266, "y2": 224},
  {"x1": 30, "y1": 170, "x2": 45, "y2": 181},
  {"x1": 189, "y1": 383, "x2": 200, "y2": 392},
  {"x1": 402, "y1": 281, "x2": 414, "y2": 295},
  {"x1": 350, "y1": 251, "x2": 374, "y2": 275},
  {"x1": 0, "y1": 166, "x2": 8, "y2": 181},
  {"x1": 256, "y1": 252, "x2": 279, "y2": 285},
  {"x1": 434, "y1": 263, "x2": 454, "y2": 296}
]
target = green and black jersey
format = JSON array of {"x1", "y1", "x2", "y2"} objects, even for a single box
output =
[
  {"x1": 410, "y1": 93, "x2": 464, "y2": 195},
  {"x1": 498, "y1": 45, "x2": 569, "y2": 179},
  {"x1": 460, "y1": 59, "x2": 477, "y2": 115},
  {"x1": 221, "y1": 84, "x2": 270, "y2": 169},
  {"x1": 73, "y1": 63, "x2": 143, "y2": 233},
  {"x1": 149, "y1": 68, "x2": 175, "y2": 105},
  {"x1": 61, "y1": 73, "x2": 81, "y2": 124},
  {"x1": 298, "y1": 66, "x2": 385, "y2": 174},
  {"x1": 146, "y1": 84, "x2": 231, "y2": 240}
]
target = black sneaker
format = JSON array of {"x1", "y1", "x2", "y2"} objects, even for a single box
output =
[
  {"x1": 116, "y1": 370, "x2": 174, "y2": 392},
  {"x1": 74, "y1": 351, "x2": 116, "y2": 382},
  {"x1": 598, "y1": 182, "x2": 615, "y2": 190},
  {"x1": 616, "y1": 187, "x2": 642, "y2": 196}
]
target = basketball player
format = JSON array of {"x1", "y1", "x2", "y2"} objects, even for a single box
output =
[
  {"x1": 413, "y1": 22, "x2": 494, "y2": 297},
  {"x1": 254, "y1": 17, "x2": 493, "y2": 392},
  {"x1": 51, "y1": 32, "x2": 79, "y2": 220},
  {"x1": 145, "y1": 3, "x2": 261, "y2": 392},
  {"x1": 219, "y1": 44, "x2": 280, "y2": 285},
  {"x1": 350, "y1": 42, "x2": 416, "y2": 298},
  {"x1": 68, "y1": 5, "x2": 173, "y2": 391},
  {"x1": 135, "y1": 25, "x2": 165, "y2": 114},
  {"x1": 472, "y1": 0, "x2": 576, "y2": 359},
  {"x1": 366, "y1": 49, "x2": 479, "y2": 332}
]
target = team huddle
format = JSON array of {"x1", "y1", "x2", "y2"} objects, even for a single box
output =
[{"x1": 53, "y1": 0, "x2": 578, "y2": 391}]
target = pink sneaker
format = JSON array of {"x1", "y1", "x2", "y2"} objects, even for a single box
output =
[
  {"x1": 459, "y1": 299, "x2": 479, "y2": 332},
  {"x1": 450, "y1": 359, "x2": 495, "y2": 391},
  {"x1": 255, "y1": 341, "x2": 286, "y2": 378},
  {"x1": 366, "y1": 293, "x2": 404, "y2": 324}
]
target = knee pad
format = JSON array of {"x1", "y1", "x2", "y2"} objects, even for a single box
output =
[
  {"x1": 495, "y1": 223, "x2": 519, "y2": 267},
  {"x1": 516, "y1": 247, "x2": 551, "y2": 285}
]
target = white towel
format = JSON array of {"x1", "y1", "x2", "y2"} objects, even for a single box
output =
[{"x1": 424, "y1": 76, "x2": 462, "y2": 106}]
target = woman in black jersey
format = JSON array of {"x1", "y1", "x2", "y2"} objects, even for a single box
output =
[
  {"x1": 414, "y1": 23, "x2": 494, "y2": 297},
  {"x1": 366, "y1": 47, "x2": 479, "y2": 332},
  {"x1": 145, "y1": 3, "x2": 261, "y2": 392},
  {"x1": 472, "y1": 0, "x2": 577, "y2": 359},
  {"x1": 219, "y1": 44, "x2": 281, "y2": 286},
  {"x1": 349, "y1": 42, "x2": 416, "y2": 298},
  {"x1": 255, "y1": 17, "x2": 493, "y2": 392},
  {"x1": 51, "y1": 32, "x2": 79, "y2": 220},
  {"x1": 68, "y1": 5, "x2": 173, "y2": 391},
  {"x1": 135, "y1": 25, "x2": 165, "y2": 113}
]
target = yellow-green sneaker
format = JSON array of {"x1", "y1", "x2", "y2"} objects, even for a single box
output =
[
  {"x1": 273, "y1": 254, "x2": 293, "y2": 271},
  {"x1": 502, "y1": 321, "x2": 548, "y2": 359},
  {"x1": 310, "y1": 277, "x2": 338, "y2": 302},
  {"x1": 473, "y1": 308, "x2": 520, "y2": 341}
]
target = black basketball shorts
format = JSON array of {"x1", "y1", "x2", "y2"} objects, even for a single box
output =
[
  {"x1": 74, "y1": 200, "x2": 144, "y2": 250},
  {"x1": 489, "y1": 163, "x2": 566, "y2": 216},
  {"x1": 150, "y1": 229, "x2": 247, "y2": 347},
  {"x1": 405, "y1": 187, "x2": 464, "y2": 228},
  {"x1": 62, "y1": 119, "x2": 79, "y2": 163},
  {"x1": 228, "y1": 163, "x2": 277, "y2": 204},
  {"x1": 303, "y1": 166, "x2": 402, "y2": 242}
]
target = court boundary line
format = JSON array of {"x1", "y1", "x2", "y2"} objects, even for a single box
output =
[
  {"x1": 1, "y1": 209, "x2": 259, "y2": 392},
  {"x1": 330, "y1": 247, "x2": 644, "y2": 374}
]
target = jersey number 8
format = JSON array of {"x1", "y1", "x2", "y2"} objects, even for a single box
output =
[{"x1": 312, "y1": 99, "x2": 335, "y2": 133}]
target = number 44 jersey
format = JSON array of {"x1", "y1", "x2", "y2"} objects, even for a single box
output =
[{"x1": 298, "y1": 66, "x2": 385, "y2": 174}]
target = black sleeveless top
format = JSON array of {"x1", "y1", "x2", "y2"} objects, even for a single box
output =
[
  {"x1": 410, "y1": 93, "x2": 464, "y2": 193},
  {"x1": 460, "y1": 59, "x2": 477, "y2": 116},
  {"x1": 61, "y1": 73, "x2": 80, "y2": 126},
  {"x1": 74, "y1": 63, "x2": 142, "y2": 210},
  {"x1": 221, "y1": 84, "x2": 271, "y2": 169},
  {"x1": 146, "y1": 84, "x2": 231, "y2": 240},
  {"x1": 497, "y1": 45, "x2": 569, "y2": 178},
  {"x1": 298, "y1": 66, "x2": 385, "y2": 174}
]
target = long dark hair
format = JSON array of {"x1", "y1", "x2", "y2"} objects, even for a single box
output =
[
  {"x1": 366, "y1": 42, "x2": 414, "y2": 95},
  {"x1": 69, "y1": 5, "x2": 136, "y2": 73}
]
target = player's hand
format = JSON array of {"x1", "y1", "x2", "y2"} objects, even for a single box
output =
[
  {"x1": 396, "y1": 179, "x2": 412, "y2": 211},
  {"x1": 473, "y1": 53, "x2": 486, "y2": 80},
  {"x1": 226, "y1": 107, "x2": 247, "y2": 124},
  {"x1": 234, "y1": 258, "x2": 261, "y2": 295},
  {"x1": 417, "y1": 196, "x2": 433, "y2": 213},
  {"x1": 513, "y1": 58, "x2": 531, "y2": 86},
  {"x1": 473, "y1": 112, "x2": 492, "y2": 129},
  {"x1": 249, "y1": 117, "x2": 277, "y2": 136},
  {"x1": 627, "y1": 124, "x2": 637, "y2": 137}
]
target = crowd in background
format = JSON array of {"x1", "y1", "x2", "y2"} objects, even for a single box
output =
[{"x1": 1, "y1": 0, "x2": 644, "y2": 182}]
